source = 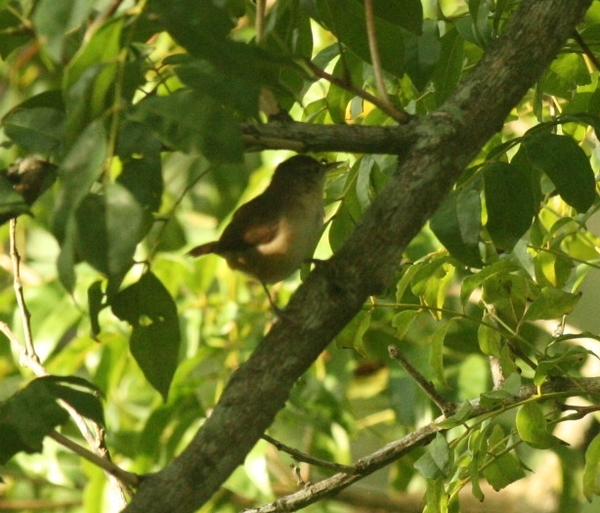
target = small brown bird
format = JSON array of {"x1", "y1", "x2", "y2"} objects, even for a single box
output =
[{"x1": 188, "y1": 155, "x2": 341, "y2": 306}]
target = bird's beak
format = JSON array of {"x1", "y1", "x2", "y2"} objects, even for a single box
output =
[{"x1": 322, "y1": 160, "x2": 345, "y2": 172}]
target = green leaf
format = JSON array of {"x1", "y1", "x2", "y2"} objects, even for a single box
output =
[
  {"x1": 149, "y1": 0, "x2": 235, "y2": 50},
  {"x1": 523, "y1": 133, "x2": 597, "y2": 212},
  {"x1": 423, "y1": 478, "x2": 447, "y2": 513},
  {"x1": 411, "y1": 259, "x2": 455, "y2": 317},
  {"x1": 41, "y1": 376, "x2": 105, "y2": 427},
  {"x1": 478, "y1": 372, "x2": 521, "y2": 408},
  {"x1": 263, "y1": 0, "x2": 313, "y2": 57},
  {"x1": 325, "y1": 53, "x2": 362, "y2": 123},
  {"x1": 0, "y1": 376, "x2": 103, "y2": 464},
  {"x1": 131, "y1": 90, "x2": 243, "y2": 163},
  {"x1": 335, "y1": 309, "x2": 371, "y2": 357},
  {"x1": 370, "y1": 0, "x2": 423, "y2": 34},
  {"x1": 502, "y1": 372, "x2": 522, "y2": 396},
  {"x1": 329, "y1": 165, "x2": 362, "y2": 251},
  {"x1": 430, "y1": 183, "x2": 483, "y2": 267},
  {"x1": 482, "y1": 452, "x2": 526, "y2": 491},
  {"x1": 111, "y1": 272, "x2": 181, "y2": 400},
  {"x1": 438, "y1": 401, "x2": 474, "y2": 428},
  {"x1": 0, "y1": 7, "x2": 33, "y2": 59},
  {"x1": 116, "y1": 121, "x2": 164, "y2": 213},
  {"x1": 533, "y1": 345, "x2": 589, "y2": 386},
  {"x1": 150, "y1": 0, "x2": 294, "y2": 95},
  {"x1": 314, "y1": 0, "x2": 405, "y2": 77},
  {"x1": 484, "y1": 161, "x2": 535, "y2": 251},
  {"x1": 64, "y1": 16, "x2": 123, "y2": 90},
  {"x1": 431, "y1": 28, "x2": 464, "y2": 105},
  {"x1": 53, "y1": 119, "x2": 107, "y2": 243},
  {"x1": 2, "y1": 107, "x2": 65, "y2": 156},
  {"x1": 481, "y1": 273, "x2": 530, "y2": 329},
  {"x1": 33, "y1": 0, "x2": 93, "y2": 62},
  {"x1": 414, "y1": 433, "x2": 451, "y2": 478},
  {"x1": 543, "y1": 53, "x2": 590, "y2": 98},
  {"x1": 464, "y1": 0, "x2": 492, "y2": 47},
  {"x1": 533, "y1": 249, "x2": 573, "y2": 289},
  {"x1": 477, "y1": 315, "x2": 502, "y2": 356},
  {"x1": 516, "y1": 402, "x2": 562, "y2": 449},
  {"x1": 88, "y1": 280, "x2": 105, "y2": 338},
  {"x1": 464, "y1": 428, "x2": 486, "y2": 501},
  {"x1": 404, "y1": 19, "x2": 441, "y2": 92},
  {"x1": 392, "y1": 310, "x2": 419, "y2": 340},
  {"x1": 63, "y1": 17, "x2": 124, "y2": 142},
  {"x1": 460, "y1": 259, "x2": 519, "y2": 306},
  {"x1": 0, "y1": 379, "x2": 69, "y2": 464},
  {"x1": 57, "y1": 224, "x2": 77, "y2": 292},
  {"x1": 430, "y1": 320, "x2": 453, "y2": 388},
  {"x1": 75, "y1": 182, "x2": 143, "y2": 280},
  {"x1": 396, "y1": 262, "x2": 421, "y2": 301},
  {"x1": 583, "y1": 433, "x2": 600, "y2": 502},
  {"x1": 172, "y1": 56, "x2": 260, "y2": 119},
  {"x1": 523, "y1": 287, "x2": 581, "y2": 322}
]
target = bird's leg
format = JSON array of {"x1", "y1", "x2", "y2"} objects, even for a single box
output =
[{"x1": 261, "y1": 282, "x2": 285, "y2": 317}]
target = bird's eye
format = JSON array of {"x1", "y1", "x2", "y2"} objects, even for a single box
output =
[{"x1": 319, "y1": 158, "x2": 328, "y2": 165}]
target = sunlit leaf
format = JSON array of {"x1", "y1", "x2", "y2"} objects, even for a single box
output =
[
  {"x1": 335, "y1": 309, "x2": 372, "y2": 357},
  {"x1": 516, "y1": 402, "x2": 564, "y2": 449},
  {"x1": 430, "y1": 320, "x2": 453, "y2": 388},
  {"x1": 523, "y1": 287, "x2": 581, "y2": 322},
  {"x1": 583, "y1": 433, "x2": 600, "y2": 502}
]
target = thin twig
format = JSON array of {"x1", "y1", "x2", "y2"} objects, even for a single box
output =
[
  {"x1": 363, "y1": 0, "x2": 392, "y2": 109},
  {"x1": 304, "y1": 60, "x2": 410, "y2": 124},
  {"x1": 49, "y1": 431, "x2": 140, "y2": 487},
  {"x1": 6, "y1": 221, "x2": 134, "y2": 502},
  {"x1": 9, "y1": 218, "x2": 36, "y2": 360},
  {"x1": 255, "y1": 0, "x2": 266, "y2": 44},
  {"x1": 261, "y1": 434, "x2": 356, "y2": 474},
  {"x1": 572, "y1": 29, "x2": 600, "y2": 71},
  {"x1": 0, "y1": 321, "x2": 46, "y2": 376},
  {"x1": 388, "y1": 345, "x2": 457, "y2": 416}
]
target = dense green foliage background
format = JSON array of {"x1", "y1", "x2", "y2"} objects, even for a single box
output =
[{"x1": 1, "y1": 0, "x2": 600, "y2": 512}]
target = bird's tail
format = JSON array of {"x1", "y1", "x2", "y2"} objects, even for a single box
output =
[{"x1": 187, "y1": 241, "x2": 219, "y2": 257}]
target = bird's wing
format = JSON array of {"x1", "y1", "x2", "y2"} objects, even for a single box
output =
[{"x1": 216, "y1": 195, "x2": 282, "y2": 251}]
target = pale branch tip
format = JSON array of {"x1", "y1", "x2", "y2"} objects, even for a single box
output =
[
  {"x1": 247, "y1": 376, "x2": 600, "y2": 513},
  {"x1": 261, "y1": 434, "x2": 356, "y2": 474}
]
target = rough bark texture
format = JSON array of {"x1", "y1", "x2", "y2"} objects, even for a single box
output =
[{"x1": 124, "y1": 1, "x2": 593, "y2": 512}]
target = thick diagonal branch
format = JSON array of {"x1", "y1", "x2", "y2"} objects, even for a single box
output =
[{"x1": 124, "y1": 2, "x2": 593, "y2": 512}]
